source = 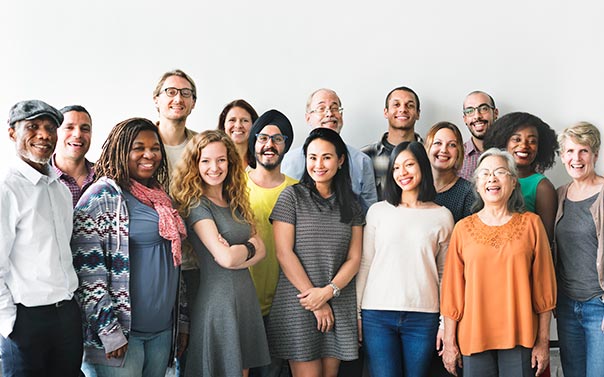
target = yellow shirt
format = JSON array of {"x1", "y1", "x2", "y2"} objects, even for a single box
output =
[
  {"x1": 247, "y1": 172, "x2": 298, "y2": 316},
  {"x1": 441, "y1": 212, "x2": 556, "y2": 355}
]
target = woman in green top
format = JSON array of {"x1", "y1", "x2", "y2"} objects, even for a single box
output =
[{"x1": 484, "y1": 112, "x2": 558, "y2": 243}]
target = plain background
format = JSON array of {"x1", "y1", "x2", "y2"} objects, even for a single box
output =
[{"x1": 2, "y1": 0, "x2": 604, "y2": 188}]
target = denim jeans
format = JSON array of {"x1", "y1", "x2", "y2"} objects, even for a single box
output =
[
  {"x1": 361, "y1": 309, "x2": 439, "y2": 377},
  {"x1": 556, "y1": 290, "x2": 604, "y2": 377},
  {"x1": 82, "y1": 329, "x2": 172, "y2": 377}
]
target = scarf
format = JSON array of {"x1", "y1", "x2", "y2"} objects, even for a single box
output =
[{"x1": 129, "y1": 179, "x2": 186, "y2": 266}]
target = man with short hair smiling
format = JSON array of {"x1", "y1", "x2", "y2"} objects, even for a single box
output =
[
  {"x1": 0, "y1": 100, "x2": 82, "y2": 376},
  {"x1": 362, "y1": 86, "x2": 423, "y2": 201},
  {"x1": 458, "y1": 90, "x2": 499, "y2": 180},
  {"x1": 51, "y1": 105, "x2": 95, "y2": 206},
  {"x1": 247, "y1": 109, "x2": 297, "y2": 377},
  {"x1": 281, "y1": 88, "x2": 377, "y2": 212}
]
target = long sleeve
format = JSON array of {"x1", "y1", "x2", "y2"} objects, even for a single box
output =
[
  {"x1": 71, "y1": 182, "x2": 128, "y2": 352},
  {"x1": 440, "y1": 224, "x2": 465, "y2": 322},
  {"x1": 359, "y1": 154, "x2": 378, "y2": 212},
  {"x1": 530, "y1": 217, "x2": 557, "y2": 313},
  {"x1": 0, "y1": 187, "x2": 17, "y2": 338},
  {"x1": 356, "y1": 205, "x2": 377, "y2": 318}
]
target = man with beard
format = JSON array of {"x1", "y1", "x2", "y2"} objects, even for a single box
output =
[
  {"x1": 458, "y1": 90, "x2": 499, "y2": 180},
  {"x1": 0, "y1": 100, "x2": 82, "y2": 376},
  {"x1": 247, "y1": 110, "x2": 297, "y2": 377},
  {"x1": 51, "y1": 105, "x2": 95, "y2": 207},
  {"x1": 361, "y1": 86, "x2": 423, "y2": 200},
  {"x1": 153, "y1": 69, "x2": 197, "y2": 375},
  {"x1": 281, "y1": 88, "x2": 377, "y2": 212}
]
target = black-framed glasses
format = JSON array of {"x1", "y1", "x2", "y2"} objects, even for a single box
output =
[
  {"x1": 309, "y1": 105, "x2": 344, "y2": 115},
  {"x1": 162, "y1": 87, "x2": 195, "y2": 98},
  {"x1": 463, "y1": 103, "x2": 494, "y2": 116},
  {"x1": 256, "y1": 133, "x2": 288, "y2": 145}
]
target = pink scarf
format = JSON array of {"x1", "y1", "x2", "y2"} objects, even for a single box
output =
[{"x1": 129, "y1": 179, "x2": 186, "y2": 267}]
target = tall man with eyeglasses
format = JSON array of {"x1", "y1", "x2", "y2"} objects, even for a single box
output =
[
  {"x1": 247, "y1": 110, "x2": 297, "y2": 377},
  {"x1": 361, "y1": 86, "x2": 423, "y2": 201},
  {"x1": 152, "y1": 69, "x2": 197, "y2": 376},
  {"x1": 458, "y1": 90, "x2": 499, "y2": 180},
  {"x1": 281, "y1": 88, "x2": 377, "y2": 213}
]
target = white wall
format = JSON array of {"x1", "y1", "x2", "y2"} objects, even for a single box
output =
[{"x1": 2, "y1": 0, "x2": 604, "y2": 189}]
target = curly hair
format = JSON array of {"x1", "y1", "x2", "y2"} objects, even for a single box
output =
[
  {"x1": 483, "y1": 112, "x2": 558, "y2": 171},
  {"x1": 94, "y1": 117, "x2": 168, "y2": 190},
  {"x1": 170, "y1": 130, "x2": 255, "y2": 233}
]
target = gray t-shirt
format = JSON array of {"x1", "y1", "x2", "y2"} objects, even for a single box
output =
[{"x1": 556, "y1": 193, "x2": 604, "y2": 301}]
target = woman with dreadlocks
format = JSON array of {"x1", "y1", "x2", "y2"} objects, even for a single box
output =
[{"x1": 71, "y1": 118, "x2": 187, "y2": 377}]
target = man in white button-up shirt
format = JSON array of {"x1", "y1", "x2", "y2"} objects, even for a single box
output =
[{"x1": 0, "y1": 100, "x2": 82, "y2": 376}]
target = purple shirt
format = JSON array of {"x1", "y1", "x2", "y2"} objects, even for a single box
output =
[
  {"x1": 459, "y1": 139, "x2": 481, "y2": 181},
  {"x1": 51, "y1": 156, "x2": 95, "y2": 207}
]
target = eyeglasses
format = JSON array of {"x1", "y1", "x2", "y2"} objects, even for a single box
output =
[
  {"x1": 476, "y1": 167, "x2": 511, "y2": 180},
  {"x1": 309, "y1": 105, "x2": 344, "y2": 115},
  {"x1": 162, "y1": 87, "x2": 195, "y2": 98},
  {"x1": 463, "y1": 103, "x2": 495, "y2": 116},
  {"x1": 256, "y1": 133, "x2": 288, "y2": 145}
]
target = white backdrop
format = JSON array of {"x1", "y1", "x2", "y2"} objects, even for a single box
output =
[{"x1": 2, "y1": 0, "x2": 604, "y2": 189}]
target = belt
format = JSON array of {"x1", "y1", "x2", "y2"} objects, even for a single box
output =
[{"x1": 17, "y1": 298, "x2": 73, "y2": 309}]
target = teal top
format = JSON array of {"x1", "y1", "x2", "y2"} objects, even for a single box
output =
[{"x1": 519, "y1": 173, "x2": 546, "y2": 212}]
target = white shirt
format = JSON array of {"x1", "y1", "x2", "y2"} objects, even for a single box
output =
[{"x1": 0, "y1": 157, "x2": 79, "y2": 337}]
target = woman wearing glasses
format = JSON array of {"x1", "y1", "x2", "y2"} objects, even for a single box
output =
[
  {"x1": 267, "y1": 128, "x2": 364, "y2": 377},
  {"x1": 483, "y1": 112, "x2": 558, "y2": 243},
  {"x1": 171, "y1": 130, "x2": 270, "y2": 377},
  {"x1": 554, "y1": 122, "x2": 604, "y2": 377},
  {"x1": 441, "y1": 148, "x2": 556, "y2": 377},
  {"x1": 218, "y1": 99, "x2": 259, "y2": 168}
]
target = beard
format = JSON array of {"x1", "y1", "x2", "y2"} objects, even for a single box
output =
[{"x1": 256, "y1": 147, "x2": 284, "y2": 170}]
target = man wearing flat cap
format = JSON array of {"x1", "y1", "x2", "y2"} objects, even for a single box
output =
[
  {"x1": 247, "y1": 109, "x2": 297, "y2": 377},
  {"x1": 0, "y1": 100, "x2": 83, "y2": 376},
  {"x1": 281, "y1": 88, "x2": 377, "y2": 213}
]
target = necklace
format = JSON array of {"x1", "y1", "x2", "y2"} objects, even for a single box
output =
[{"x1": 435, "y1": 178, "x2": 457, "y2": 193}]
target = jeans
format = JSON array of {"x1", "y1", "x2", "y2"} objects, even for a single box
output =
[
  {"x1": 82, "y1": 329, "x2": 172, "y2": 377},
  {"x1": 361, "y1": 309, "x2": 439, "y2": 377},
  {"x1": 556, "y1": 290, "x2": 604, "y2": 377},
  {"x1": 0, "y1": 299, "x2": 83, "y2": 377}
]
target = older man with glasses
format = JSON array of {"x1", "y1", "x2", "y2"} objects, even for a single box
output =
[
  {"x1": 281, "y1": 88, "x2": 377, "y2": 213},
  {"x1": 458, "y1": 90, "x2": 499, "y2": 181}
]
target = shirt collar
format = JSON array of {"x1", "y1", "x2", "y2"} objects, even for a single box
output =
[{"x1": 15, "y1": 157, "x2": 58, "y2": 185}]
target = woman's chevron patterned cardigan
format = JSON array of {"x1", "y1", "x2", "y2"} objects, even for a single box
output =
[{"x1": 71, "y1": 177, "x2": 132, "y2": 366}]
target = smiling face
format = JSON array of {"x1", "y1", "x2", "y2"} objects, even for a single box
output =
[
  {"x1": 154, "y1": 75, "x2": 196, "y2": 122},
  {"x1": 198, "y1": 141, "x2": 229, "y2": 188},
  {"x1": 127, "y1": 130, "x2": 162, "y2": 186},
  {"x1": 384, "y1": 89, "x2": 420, "y2": 132},
  {"x1": 306, "y1": 138, "x2": 344, "y2": 189},
  {"x1": 561, "y1": 137, "x2": 598, "y2": 182},
  {"x1": 392, "y1": 149, "x2": 422, "y2": 195},
  {"x1": 254, "y1": 125, "x2": 286, "y2": 170},
  {"x1": 56, "y1": 111, "x2": 92, "y2": 163},
  {"x1": 475, "y1": 155, "x2": 515, "y2": 206},
  {"x1": 428, "y1": 128, "x2": 459, "y2": 172},
  {"x1": 224, "y1": 106, "x2": 253, "y2": 145},
  {"x1": 305, "y1": 90, "x2": 343, "y2": 133},
  {"x1": 506, "y1": 125, "x2": 538, "y2": 170},
  {"x1": 463, "y1": 92, "x2": 498, "y2": 140},
  {"x1": 9, "y1": 116, "x2": 58, "y2": 172}
]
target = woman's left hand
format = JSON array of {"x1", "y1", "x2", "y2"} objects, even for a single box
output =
[
  {"x1": 297, "y1": 286, "x2": 331, "y2": 311},
  {"x1": 531, "y1": 338, "x2": 550, "y2": 376}
]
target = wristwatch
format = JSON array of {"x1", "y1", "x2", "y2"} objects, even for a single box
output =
[{"x1": 328, "y1": 281, "x2": 340, "y2": 298}]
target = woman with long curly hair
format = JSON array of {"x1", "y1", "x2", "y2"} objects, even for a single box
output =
[
  {"x1": 72, "y1": 118, "x2": 187, "y2": 377},
  {"x1": 171, "y1": 130, "x2": 270, "y2": 377}
]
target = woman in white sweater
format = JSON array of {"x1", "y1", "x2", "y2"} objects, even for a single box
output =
[{"x1": 356, "y1": 141, "x2": 454, "y2": 377}]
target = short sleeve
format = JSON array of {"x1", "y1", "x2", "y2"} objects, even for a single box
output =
[
  {"x1": 270, "y1": 185, "x2": 297, "y2": 225},
  {"x1": 351, "y1": 197, "x2": 366, "y2": 227},
  {"x1": 186, "y1": 199, "x2": 213, "y2": 228}
]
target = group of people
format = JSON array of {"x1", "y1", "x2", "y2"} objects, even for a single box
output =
[{"x1": 0, "y1": 68, "x2": 602, "y2": 377}]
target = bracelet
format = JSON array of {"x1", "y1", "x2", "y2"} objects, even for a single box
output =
[{"x1": 245, "y1": 241, "x2": 256, "y2": 261}]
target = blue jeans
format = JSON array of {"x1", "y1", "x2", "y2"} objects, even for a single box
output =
[
  {"x1": 82, "y1": 329, "x2": 172, "y2": 377},
  {"x1": 557, "y1": 290, "x2": 604, "y2": 377},
  {"x1": 362, "y1": 309, "x2": 439, "y2": 377}
]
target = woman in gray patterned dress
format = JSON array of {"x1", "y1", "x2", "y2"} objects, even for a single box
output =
[
  {"x1": 267, "y1": 128, "x2": 365, "y2": 377},
  {"x1": 171, "y1": 130, "x2": 270, "y2": 377}
]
